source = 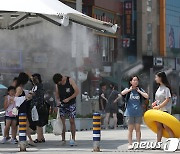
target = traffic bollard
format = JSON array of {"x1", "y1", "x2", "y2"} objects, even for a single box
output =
[
  {"x1": 93, "y1": 112, "x2": 101, "y2": 152},
  {"x1": 19, "y1": 113, "x2": 27, "y2": 151}
]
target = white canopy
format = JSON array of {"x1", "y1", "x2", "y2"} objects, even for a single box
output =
[{"x1": 0, "y1": 0, "x2": 117, "y2": 33}]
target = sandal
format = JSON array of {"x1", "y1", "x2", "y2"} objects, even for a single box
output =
[{"x1": 34, "y1": 138, "x2": 45, "y2": 143}]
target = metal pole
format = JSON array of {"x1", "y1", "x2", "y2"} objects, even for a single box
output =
[
  {"x1": 149, "y1": 68, "x2": 154, "y2": 103},
  {"x1": 93, "y1": 112, "x2": 101, "y2": 152},
  {"x1": 75, "y1": 0, "x2": 82, "y2": 115},
  {"x1": 19, "y1": 113, "x2": 27, "y2": 151}
]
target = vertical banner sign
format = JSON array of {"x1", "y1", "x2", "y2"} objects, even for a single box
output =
[{"x1": 124, "y1": 1, "x2": 132, "y2": 35}]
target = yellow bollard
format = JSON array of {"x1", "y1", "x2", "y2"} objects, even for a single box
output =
[
  {"x1": 93, "y1": 112, "x2": 101, "y2": 152},
  {"x1": 19, "y1": 113, "x2": 27, "y2": 151}
]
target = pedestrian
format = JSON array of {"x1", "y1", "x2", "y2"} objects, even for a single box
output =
[
  {"x1": 53, "y1": 73, "x2": 79, "y2": 146},
  {"x1": 101, "y1": 83, "x2": 121, "y2": 130},
  {"x1": 152, "y1": 71, "x2": 174, "y2": 142},
  {"x1": 121, "y1": 76, "x2": 148, "y2": 150},
  {"x1": 99, "y1": 82, "x2": 107, "y2": 127},
  {"x1": 1, "y1": 86, "x2": 18, "y2": 144},
  {"x1": 172, "y1": 93, "x2": 177, "y2": 107},
  {"x1": 27, "y1": 73, "x2": 49, "y2": 143},
  {"x1": 99, "y1": 82, "x2": 107, "y2": 112},
  {"x1": 4, "y1": 77, "x2": 18, "y2": 142},
  {"x1": 11, "y1": 77, "x2": 18, "y2": 87},
  {"x1": 44, "y1": 90, "x2": 56, "y2": 115},
  {"x1": 14, "y1": 72, "x2": 35, "y2": 146}
]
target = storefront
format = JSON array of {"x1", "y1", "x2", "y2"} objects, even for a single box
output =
[{"x1": 81, "y1": 1, "x2": 123, "y2": 96}]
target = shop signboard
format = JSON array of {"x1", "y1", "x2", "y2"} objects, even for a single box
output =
[{"x1": 0, "y1": 50, "x2": 22, "y2": 70}]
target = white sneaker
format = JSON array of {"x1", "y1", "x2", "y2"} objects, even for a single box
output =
[
  {"x1": 128, "y1": 144, "x2": 133, "y2": 150},
  {"x1": 1, "y1": 137, "x2": 7, "y2": 144},
  {"x1": 69, "y1": 140, "x2": 77, "y2": 146},
  {"x1": 6, "y1": 136, "x2": 11, "y2": 141},
  {"x1": 11, "y1": 138, "x2": 18, "y2": 144}
]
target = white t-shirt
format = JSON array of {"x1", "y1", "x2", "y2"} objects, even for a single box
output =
[
  {"x1": 155, "y1": 85, "x2": 172, "y2": 113},
  {"x1": 5, "y1": 95, "x2": 16, "y2": 117}
]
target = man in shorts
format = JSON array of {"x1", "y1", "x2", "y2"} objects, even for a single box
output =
[{"x1": 53, "y1": 74, "x2": 79, "y2": 146}]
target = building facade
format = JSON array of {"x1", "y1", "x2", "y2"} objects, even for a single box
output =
[
  {"x1": 166, "y1": 0, "x2": 180, "y2": 58},
  {"x1": 136, "y1": 0, "x2": 160, "y2": 58}
]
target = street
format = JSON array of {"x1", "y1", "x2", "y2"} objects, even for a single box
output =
[
  {"x1": 0, "y1": 0, "x2": 180, "y2": 153},
  {"x1": 0, "y1": 126, "x2": 179, "y2": 154}
]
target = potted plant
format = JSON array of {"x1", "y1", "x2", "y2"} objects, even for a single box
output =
[{"x1": 172, "y1": 107, "x2": 180, "y2": 120}]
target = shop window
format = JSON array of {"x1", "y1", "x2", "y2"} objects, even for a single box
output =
[
  {"x1": 147, "y1": 0, "x2": 152, "y2": 12},
  {"x1": 147, "y1": 23, "x2": 152, "y2": 54},
  {"x1": 101, "y1": 36, "x2": 115, "y2": 63},
  {"x1": 96, "y1": 36, "x2": 115, "y2": 63}
]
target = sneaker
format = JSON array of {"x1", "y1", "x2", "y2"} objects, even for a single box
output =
[
  {"x1": 11, "y1": 138, "x2": 18, "y2": 144},
  {"x1": 1, "y1": 137, "x2": 7, "y2": 144},
  {"x1": 69, "y1": 140, "x2": 77, "y2": 146},
  {"x1": 128, "y1": 144, "x2": 133, "y2": 150},
  {"x1": 6, "y1": 136, "x2": 11, "y2": 141},
  {"x1": 61, "y1": 140, "x2": 66, "y2": 146}
]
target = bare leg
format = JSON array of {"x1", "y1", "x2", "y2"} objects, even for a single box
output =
[
  {"x1": 26, "y1": 120, "x2": 33, "y2": 142},
  {"x1": 4, "y1": 120, "x2": 11, "y2": 138},
  {"x1": 69, "y1": 118, "x2": 76, "y2": 141},
  {"x1": 61, "y1": 116, "x2": 66, "y2": 141},
  {"x1": 156, "y1": 122, "x2": 163, "y2": 142},
  {"x1": 135, "y1": 124, "x2": 141, "y2": 143},
  {"x1": 128, "y1": 124, "x2": 134, "y2": 145},
  {"x1": 11, "y1": 120, "x2": 17, "y2": 139},
  {"x1": 163, "y1": 124, "x2": 174, "y2": 138},
  {"x1": 37, "y1": 126, "x2": 44, "y2": 140},
  {"x1": 113, "y1": 113, "x2": 117, "y2": 129},
  {"x1": 105, "y1": 113, "x2": 110, "y2": 129}
]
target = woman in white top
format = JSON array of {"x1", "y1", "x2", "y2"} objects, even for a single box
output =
[{"x1": 153, "y1": 72, "x2": 174, "y2": 142}]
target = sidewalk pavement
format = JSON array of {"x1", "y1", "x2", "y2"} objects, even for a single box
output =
[{"x1": 0, "y1": 126, "x2": 179, "y2": 154}]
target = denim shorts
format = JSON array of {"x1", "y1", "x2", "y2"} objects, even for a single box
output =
[
  {"x1": 126, "y1": 116, "x2": 142, "y2": 125},
  {"x1": 5, "y1": 116, "x2": 17, "y2": 121}
]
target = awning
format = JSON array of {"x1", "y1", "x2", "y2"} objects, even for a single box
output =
[
  {"x1": 0, "y1": 84, "x2": 7, "y2": 89},
  {"x1": 0, "y1": 0, "x2": 117, "y2": 33}
]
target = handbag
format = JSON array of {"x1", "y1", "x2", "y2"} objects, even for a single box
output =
[
  {"x1": 53, "y1": 108, "x2": 63, "y2": 136},
  {"x1": 12, "y1": 107, "x2": 19, "y2": 116},
  {"x1": 31, "y1": 105, "x2": 39, "y2": 122}
]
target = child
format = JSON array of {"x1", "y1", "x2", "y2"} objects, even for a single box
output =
[
  {"x1": 121, "y1": 76, "x2": 148, "y2": 150},
  {"x1": 1, "y1": 86, "x2": 18, "y2": 144},
  {"x1": 153, "y1": 71, "x2": 174, "y2": 142}
]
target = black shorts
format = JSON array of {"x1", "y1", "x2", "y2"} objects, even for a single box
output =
[
  {"x1": 105, "y1": 103, "x2": 117, "y2": 114},
  {"x1": 5, "y1": 116, "x2": 17, "y2": 121}
]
